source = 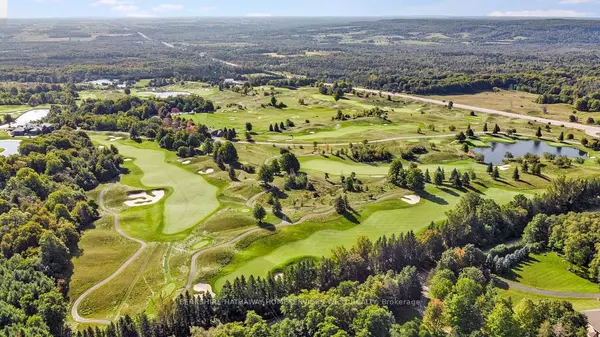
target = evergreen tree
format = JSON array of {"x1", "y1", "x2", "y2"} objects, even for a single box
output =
[
  {"x1": 253, "y1": 204, "x2": 267, "y2": 224},
  {"x1": 513, "y1": 167, "x2": 520, "y2": 181},
  {"x1": 493, "y1": 124, "x2": 500, "y2": 134},
  {"x1": 522, "y1": 161, "x2": 529, "y2": 173},
  {"x1": 487, "y1": 162, "x2": 494, "y2": 174},
  {"x1": 334, "y1": 196, "x2": 346, "y2": 214},
  {"x1": 424, "y1": 169, "x2": 431, "y2": 183},
  {"x1": 483, "y1": 123, "x2": 488, "y2": 132},
  {"x1": 493, "y1": 166, "x2": 500, "y2": 179},
  {"x1": 536, "y1": 127, "x2": 542, "y2": 138},
  {"x1": 433, "y1": 170, "x2": 444, "y2": 186},
  {"x1": 558, "y1": 132, "x2": 564, "y2": 142}
]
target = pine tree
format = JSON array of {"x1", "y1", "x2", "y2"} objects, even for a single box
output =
[
  {"x1": 493, "y1": 166, "x2": 500, "y2": 179},
  {"x1": 483, "y1": 123, "x2": 488, "y2": 132},
  {"x1": 512, "y1": 167, "x2": 520, "y2": 181},
  {"x1": 536, "y1": 127, "x2": 542, "y2": 138},
  {"x1": 522, "y1": 161, "x2": 529, "y2": 173},
  {"x1": 462, "y1": 143, "x2": 469, "y2": 153},
  {"x1": 433, "y1": 170, "x2": 443, "y2": 185},
  {"x1": 493, "y1": 124, "x2": 500, "y2": 134},
  {"x1": 487, "y1": 162, "x2": 494, "y2": 174},
  {"x1": 558, "y1": 132, "x2": 564, "y2": 142},
  {"x1": 274, "y1": 123, "x2": 280, "y2": 132},
  {"x1": 462, "y1": 172, "x2": 470, "y2": 186},
  {"x1": 269, "y1": 124, "x2": 273, "y2": 132},
  {"x1": 424, "y1": 169, "x2": 431, "y2": 183}
]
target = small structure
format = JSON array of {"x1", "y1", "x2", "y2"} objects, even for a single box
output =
[
  {"x1": 223, "y1": 78, "x2": 245, "y2": 86},
  {"x1": 10, "y1": 123, "x2": 54, "y2": 137}
]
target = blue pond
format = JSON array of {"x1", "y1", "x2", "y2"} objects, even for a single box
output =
[{"x1": 473, "y1": 140, "x2": 587, "y2": 165}]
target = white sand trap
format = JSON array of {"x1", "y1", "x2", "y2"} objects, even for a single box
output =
[
  {"x1": 124, "y1": 158, "x2": 133, "y2": 162},
  {"x1": 274, "y1": 273, "x2": 284, "y2": 281},
  {"x1": 498, "y1": 165, "x2": 511, "y2": 171},
  {"x1": 182, "y1": 160, "x2": 191, "y2": 165},
  {"x1": 124, "y1": 190, "x2": 165, "y2": 207},
  {"x1": 591, "y1": 157, "x2": 597, "y2": 159},
  {"x1": 193, "y1": 283, "x2": 216, "y2": 297},
  {"x1": 198, "y1": 168, "x2": 215, "y2": 175},
  {"x1": 228, "y1": 117, "x2": 236, "y2": 121},
  {"x1": 371, "y1": 175, "x2": 385, "y2": 178},
  {"x1": 310, "y1": 131, "x2": 315, "y2": 134},
  {"x1": 98, "y1": 146, "x2": 105, "y2": 149},
  {"x1": 401, "y1": 195, "x2": 421, "y2": 205},
  {"x1": 109, "y1": 136, "x2": 123, "y2": 142}
]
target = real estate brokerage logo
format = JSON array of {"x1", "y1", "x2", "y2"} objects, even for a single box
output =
[{"x1": 0, "y1": 0, "x2": 7, "y2": 22}]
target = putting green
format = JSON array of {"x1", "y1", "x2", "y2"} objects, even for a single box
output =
[
  {"x1": 214, "y1": 186, "x2": 524, "y2": 289},
  {"x1": 98, "y1": 139, "x2": 219, "y2": 235}
]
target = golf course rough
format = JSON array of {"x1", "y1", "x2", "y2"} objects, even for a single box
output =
[{"x1": 97, "y1": 138, "x2": 220, "y2": 235}]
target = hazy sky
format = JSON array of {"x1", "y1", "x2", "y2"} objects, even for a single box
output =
[{"x1": 6, "y1": 0, "x2": 600, "y2": 18}]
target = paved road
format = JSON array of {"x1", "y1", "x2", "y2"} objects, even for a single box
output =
[
  {"x1": 353, "y1": 87, "x2": 600, "y2": 138},
  {"x1": 496, "y1": 278, "x2": 600, "y2": 299},
  {"x1": 71, "y1": 187, "x2": 148, "y2": 325}
]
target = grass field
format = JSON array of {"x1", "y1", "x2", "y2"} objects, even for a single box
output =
[
  {"x1": 497, "y1": 288, "x2": 600, "y2": 312},
  {"x1": 430, "y1": 90, "x2": 600, "y2": 123},
  {"x1": 212, "y1": 185, "x2": 525, "y2": 289},
  {"x1": 93, "y1": 136, "x2": 220, "y2": 239},
  {"x1": 502, "y1": 252, "x2": 600, "y2": 293}
]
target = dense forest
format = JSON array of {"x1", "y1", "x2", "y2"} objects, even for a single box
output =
[
  {"x1": 1, "y1": 19, "x2": 600, "y2": 110},
  {"x1": 0, "y1": 129, "x2": 123, "y2": 336}
]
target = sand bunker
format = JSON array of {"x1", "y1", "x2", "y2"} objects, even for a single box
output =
[
  {"x1": 98, "y1": 146, "x2": 105, "y2": 149},
  {"x1": 124, "y1": 158, "x2": 133, "y2": 162},
  {"x1": 198, "y1": 168, "x2": 215, "y2": 175},
  {"x1": 109, "y1": 136, "x2": 123, "y2": 142},
  {"x1": 124, "y1": 190, "x2": 165, "y2": 207},
  {"x1": 193, "y1": 283, "x2": 216, "y2": 297},
  {"x1": 498, "y1": 165, "x2": 511, "y2": 171},
  {"x1": 274, "y1": 273, "x2": 284, "y2": 281},
  {"x1": 181, "y1": 160, "x2": 191, "y2": 165},
  {"x1": 401, "y1": 195, "x2": 421, "y2": 205}
]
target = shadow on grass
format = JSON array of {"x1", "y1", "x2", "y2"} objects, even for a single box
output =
[
  {"x1": 501, "y1": 255, "x2": 540, "y2": 281},
  {"x1": 439, "y1": 187, "x2": 460, "y2": 197},
  {"x1": 420, "y1": 191, "x2": 448, "y2": 205},
  {"x1": 342, "y1": 211, "x2": 360, "y2": 224},
  {"x1": 258, "y1": 222, "x2": 276, "y2": 231}
]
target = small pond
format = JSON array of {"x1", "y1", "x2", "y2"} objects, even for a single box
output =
[
  {"x1": 0, "y1": 140, "x2": 22, "y2": 156},
  {"x1": 473, "y1": 140, "x2": 587, "y2": 165},
  {"x1": 14, "y1": 109, "x2": 50, "y2": 126}
]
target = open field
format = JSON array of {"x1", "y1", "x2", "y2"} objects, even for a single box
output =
[
  {"x1": 430, "y1": 90, "x2": 600, "y2": 123},
  {"x1": 212, "y1": 185, "x2": 526, "y2": 289},
  {"x1": 502, "y1": 252, "x2": 599, "y2": 294},
  {"x1": 94, "y1": 136, "x2": 220, "y2": 239},
  {"x1": 69, "y1": 83, "x2": 600, "y2": 326},
  {"x1": 497, "y1": 288, "x2": 600, "y2": 312}
]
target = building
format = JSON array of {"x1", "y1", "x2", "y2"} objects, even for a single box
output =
[{"x1": 9, "y1": 123, "x2": 54, "y2": 137}]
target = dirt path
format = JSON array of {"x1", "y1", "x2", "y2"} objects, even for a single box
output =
[
  {"x1": 353, "y1": 87, "x2": 600, "y2": 137},
  {"x1": 495, "y1": 277, "x2": 600, "y2": 299},
  {"x1": 185, "y1": 190, "x2": 337, "y2": 292},
  {"x1": 71, "y1": 187, "x2": 148, "y2": 325}
]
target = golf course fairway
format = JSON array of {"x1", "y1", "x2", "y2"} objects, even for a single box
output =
[
  {"x1": 97, "y1": 138, "x2": 220, "y2": 236},
  {"x1": 213, "y1": 186, "x2": 524, "y2": 289}
]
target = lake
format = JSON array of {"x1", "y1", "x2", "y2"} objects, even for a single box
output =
[
  {"x1": 0, "y1": 140, "x2": 22, "y2": 156},
  {"x1": 14, "y1": 109, "x2": 50, "y2": 126},
  {"x1": 473, "y1": 140, "x2": 587, "y2": 165}
]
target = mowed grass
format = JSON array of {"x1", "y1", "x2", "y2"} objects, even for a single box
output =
[
  {"x1": 93, "y1": 137, "x2": 220, "y2": 238},
  {"x1": 497, "y1": 288, "x2": 600, "y2": 312},
  {"x1": 502, "y1": 252, "x2": 600, "y2": 294},
  {"x1": 213, "y1": 185, "x2": 525, "y2": 289}
]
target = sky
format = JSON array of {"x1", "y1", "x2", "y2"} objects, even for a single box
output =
[{"x1": 5, "y1": 0, "x2": 600, "y2": 18}]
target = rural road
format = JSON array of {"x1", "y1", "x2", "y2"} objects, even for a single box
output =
[
  {"x1": 353, "y1": 87, "x2": 600, "y2": 138},
  {"x1": 495, "y1": 278, "x2": 600, "y2": 299},
  {"x1": 71, "y1": 187, "x2": 148, "y2": 325}
]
